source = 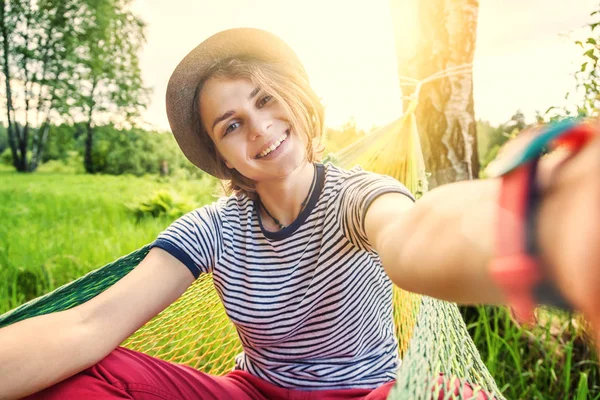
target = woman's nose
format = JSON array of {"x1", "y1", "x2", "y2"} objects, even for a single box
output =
[{"x1": 249, "y1": 117, "x2": 272, "y2": 141}]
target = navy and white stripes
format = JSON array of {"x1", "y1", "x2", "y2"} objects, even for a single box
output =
[{"x1": 151, "y1": 163, "x2": 414, "y2": 390}]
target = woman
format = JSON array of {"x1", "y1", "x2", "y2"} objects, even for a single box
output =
[{"x1": 0, "y1": 28, "x2": 599, "y2": 400}]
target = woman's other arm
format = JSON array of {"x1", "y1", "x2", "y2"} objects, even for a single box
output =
[{"x1": 0, "y1": 248, "x2": 195, "y2": 400}]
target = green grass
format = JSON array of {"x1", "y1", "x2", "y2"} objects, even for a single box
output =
[
  {"x1": 1, "y1": 168, "x2": 598, "y2": 398},
  {"x1": 461, "y1": 306, "x2": 600, "y2": 399},
  {"x1": 0, "y1": 169, "x2": 219, "y2": 313}
]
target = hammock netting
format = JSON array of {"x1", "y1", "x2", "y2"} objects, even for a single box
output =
[{"x1": 0, "y1": 100, "x2": 506, "y2": 399}]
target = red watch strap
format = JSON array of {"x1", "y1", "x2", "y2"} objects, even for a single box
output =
[
  {"x1": 490, "y1": 161, "x2": 541, "y2": 323},
  {"x1": 489, "y1": 121, "x2": 597, "y2": 322}
]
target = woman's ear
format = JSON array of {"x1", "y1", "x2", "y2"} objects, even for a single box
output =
[{"x1": 224, "y1": 159, "x2": 234, "y2": 169}]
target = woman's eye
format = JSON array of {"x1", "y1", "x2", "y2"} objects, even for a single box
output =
[
  {"x1": 258, "y1": 95, "x2": 272, "y2": 108},
  {"x1": 224, "y1": 121, "x2": 240, "y2": 136}
]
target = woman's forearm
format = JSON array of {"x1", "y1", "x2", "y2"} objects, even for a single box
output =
[
  {"x1": 371, "y1": 136, "x2": 599, "y2": 335},
  {"x1": 0, "y1": 309, "x2": 97, "y2": 400},
  {"x1": 384, "y1": 178, "x2": 505, "y2": 305}
]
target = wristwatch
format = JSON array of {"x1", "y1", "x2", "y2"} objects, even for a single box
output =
[{"x1": 485, "y1": 118, "x2": 596, "y2": 322}]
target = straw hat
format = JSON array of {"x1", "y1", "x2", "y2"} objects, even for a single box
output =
[{"x1": 166, "y1": 28, "x2": 307, "y2": 178}]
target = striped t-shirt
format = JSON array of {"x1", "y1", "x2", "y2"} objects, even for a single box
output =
[{"x1": 151, "y1": 163, "x2": 414, "y2": 390}]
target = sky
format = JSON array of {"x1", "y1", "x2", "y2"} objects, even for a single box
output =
[{"x1": 131, "y1": 0, "x2": 599, "y2": 132}]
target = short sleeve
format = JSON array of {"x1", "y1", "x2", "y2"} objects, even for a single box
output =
[
  {"x1": 337, "y1": 169, "x2": 415, "y2": 252},
  {"x1": 149, "y1": 202, "x2": 223, "y2": 278}
]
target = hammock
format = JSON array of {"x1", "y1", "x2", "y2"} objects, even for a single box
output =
[{"x1": 0, "y1": 99, "x2": 505, "y2": 399}]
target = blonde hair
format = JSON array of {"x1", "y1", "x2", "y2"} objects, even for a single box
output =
[{"x1": 192, "y1": 57, "x2": 324, "y2": 199}]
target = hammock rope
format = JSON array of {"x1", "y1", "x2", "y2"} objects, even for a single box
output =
[{"x1": 398, "y1": 63, "x2": 473, "y2": 101}]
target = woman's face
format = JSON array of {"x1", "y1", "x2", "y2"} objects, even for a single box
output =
[{"x1": 200, "y1": 77, "x2": 308, "y2": 182}]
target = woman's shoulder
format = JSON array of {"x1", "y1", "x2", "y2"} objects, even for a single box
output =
[
  {"x1": 323, "y1": 162, "x2": 415, "y2": 201},
  {"x1": 323, "y1": 162, "x2": 390, "y2": 186},
  {"x1": 323, "y1": 162, "x2": 364, "y2": 181},
  {"x1": 191, "y1": 193, "x2": 254, "y2": 217}
]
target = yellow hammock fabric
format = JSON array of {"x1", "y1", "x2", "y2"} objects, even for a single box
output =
[{"x1": 332, "y1": 100, "x2": 428, "y2": 198}]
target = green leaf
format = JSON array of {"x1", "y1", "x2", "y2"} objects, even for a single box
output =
[{"x1": 584, "y1": 49, "x2": 598, "y2": 61}]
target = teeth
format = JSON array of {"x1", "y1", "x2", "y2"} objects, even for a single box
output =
[{"x1": 258, "y1": 132, "x2": 288, "y2": 158}]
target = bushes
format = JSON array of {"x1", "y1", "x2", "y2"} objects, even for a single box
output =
[
  {"x1": 0, "y1": 148, "x2": 11, "y2": 166},
  {"x1": 5, "y1": 123, "x2": 205, "y2": 178},
  {"x1": 126, "y1": 190, "x2": 199, "y2": 221},
  {"x1": 86, "y1": 126, "x2": 196, "y2": 177},
  {"x1": 37, "y1": 151, "x2": 85, "y2": 174}
]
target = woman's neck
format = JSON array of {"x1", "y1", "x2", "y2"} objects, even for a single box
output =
[{"x1": 255, "y1": 161, "x2": 316, "y2": 230}]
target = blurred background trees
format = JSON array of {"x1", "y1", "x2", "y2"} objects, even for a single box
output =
[
  {"x1": 1, "y1": 0, "x2": 599, "y2": 184},
  {"x1": 0, "y1": 0, "x2": 148, "y2": 173}
]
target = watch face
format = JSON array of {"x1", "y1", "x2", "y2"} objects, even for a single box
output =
[{"x1": 485, "y1": 118, "x2": 584, "y2": 178}]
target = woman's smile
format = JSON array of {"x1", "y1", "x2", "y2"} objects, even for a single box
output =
[{"x1": 255, "y1": 130, "x2": 289, "y2": 159}]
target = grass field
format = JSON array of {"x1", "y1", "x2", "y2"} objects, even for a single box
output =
[
  {"x1": 1, "y1": 168, "x2": 598, "y2": 399},
  {"x1": 0, "y1": 168, "x2": 219, "y2": 313}
]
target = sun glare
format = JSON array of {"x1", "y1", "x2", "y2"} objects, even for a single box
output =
[{"x1": 133, "y1": 0, "x2": 596, "y2": 132}]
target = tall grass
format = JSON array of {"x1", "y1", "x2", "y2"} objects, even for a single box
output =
[
  {"x1": 461, "y1": 306, "x2": 600, "y2": 399},
  {"x1": 0, "y1": 169, "x2": 218, "y2": 313}
]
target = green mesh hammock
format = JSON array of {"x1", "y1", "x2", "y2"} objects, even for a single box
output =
[{"x1": 0, "y1": 101, "x2": 505, "y2": 399}]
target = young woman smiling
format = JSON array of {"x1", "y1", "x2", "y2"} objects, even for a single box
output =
[{"x1": 1, "y1": 28, "x2": 599, "y2": 400}]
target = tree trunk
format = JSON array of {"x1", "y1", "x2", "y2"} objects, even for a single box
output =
[
  {"x1": 84, "y1": 118, "x2": 95, "y2": 173},
  {"x1": 84, "y1": 79, "x2": 98, "y2": 173},
  {"x1": 390, "y1": 0, "x2": 480, "y2": 188},
  {"x1": 0, "y1": 0, "x2": 22, "y2": 171},
  {"x1": 30, "y1": 121, "x2": 50, "y2": 171},
  {"x1": 84, "y1": 107, "x2": 96, "y2": 173}
]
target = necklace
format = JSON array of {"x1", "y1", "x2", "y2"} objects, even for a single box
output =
[{"x1": 260, "y1": 164, "x2": 318, "y2": 230}]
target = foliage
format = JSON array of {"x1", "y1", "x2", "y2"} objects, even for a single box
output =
[
  {"x1": 83, "y1": 125, "x2": 204, "y2": 177},
  {"x1": 43, "y1": 123, "x2": 82, "y2": 162},
  {"x1": 37, "y1": 151, "x2": 84, "y2": 174},
  {"x1": 0, "y1": 147, "x2": 11, "y2": 165},
  {"x1": 542, "y1": 6, "x2": 600, "y2": 120},
  {"x1": 1, "y1": 122, "x2": 206, "y2": 178},
  {"x1": 323, "y1": 117, "x2": 366, "y2": 155},
  {"x1": 476, "y1": 110, "x2": 530, "y2": 174},
  {"x1": 572, "y1": 7, "x2": 600, "y2": 117},
  {"x1": 0, "y1": 171, "x2": 217, "y2": 312},
  {"x1": 0, "y1": 0, "x2": 86, "y2": 171},
  {"x1": 126, "y1": 190, "x2": 199, "y2": 221},
  {"x1": 70, "y1": 0, "x2": 149, "y2": 173},
  {"x1": 461, "y1": 306, "x2": 599, "y2": 399},
  {"x1": 0, "y1": 0, "x2": 148, "y2": 173}
]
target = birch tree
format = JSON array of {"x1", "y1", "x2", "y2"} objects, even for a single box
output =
[
  {"x1": 390, "y1": 0, "x2": 480, "y2": 188},
  {"x1": 0, "y1": 0, "x2": 80, "y2": 171}
]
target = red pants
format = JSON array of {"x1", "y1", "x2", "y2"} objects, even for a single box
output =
[
  {"x1": 25, "y1": 347, "x2": 494, "y2": 400},
  {"x1": 25, "y1": 347, "x2": 395, "y2": 400}
]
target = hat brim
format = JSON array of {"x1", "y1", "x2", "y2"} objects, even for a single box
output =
[{"x1": 166, "y1": 28, "x2": 307, "y2": 178}]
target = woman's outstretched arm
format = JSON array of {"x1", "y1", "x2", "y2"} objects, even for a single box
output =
[
  {"x1": 0, "y1": 248, "x2": 195, "y2": 400},
  {"x1": 366, "y1": 135, "x2": 600, "y2": 320}
]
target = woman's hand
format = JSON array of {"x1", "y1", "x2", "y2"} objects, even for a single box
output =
[{"x1": 537, "y1": 133, "x2": 600, "y2": 346}]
